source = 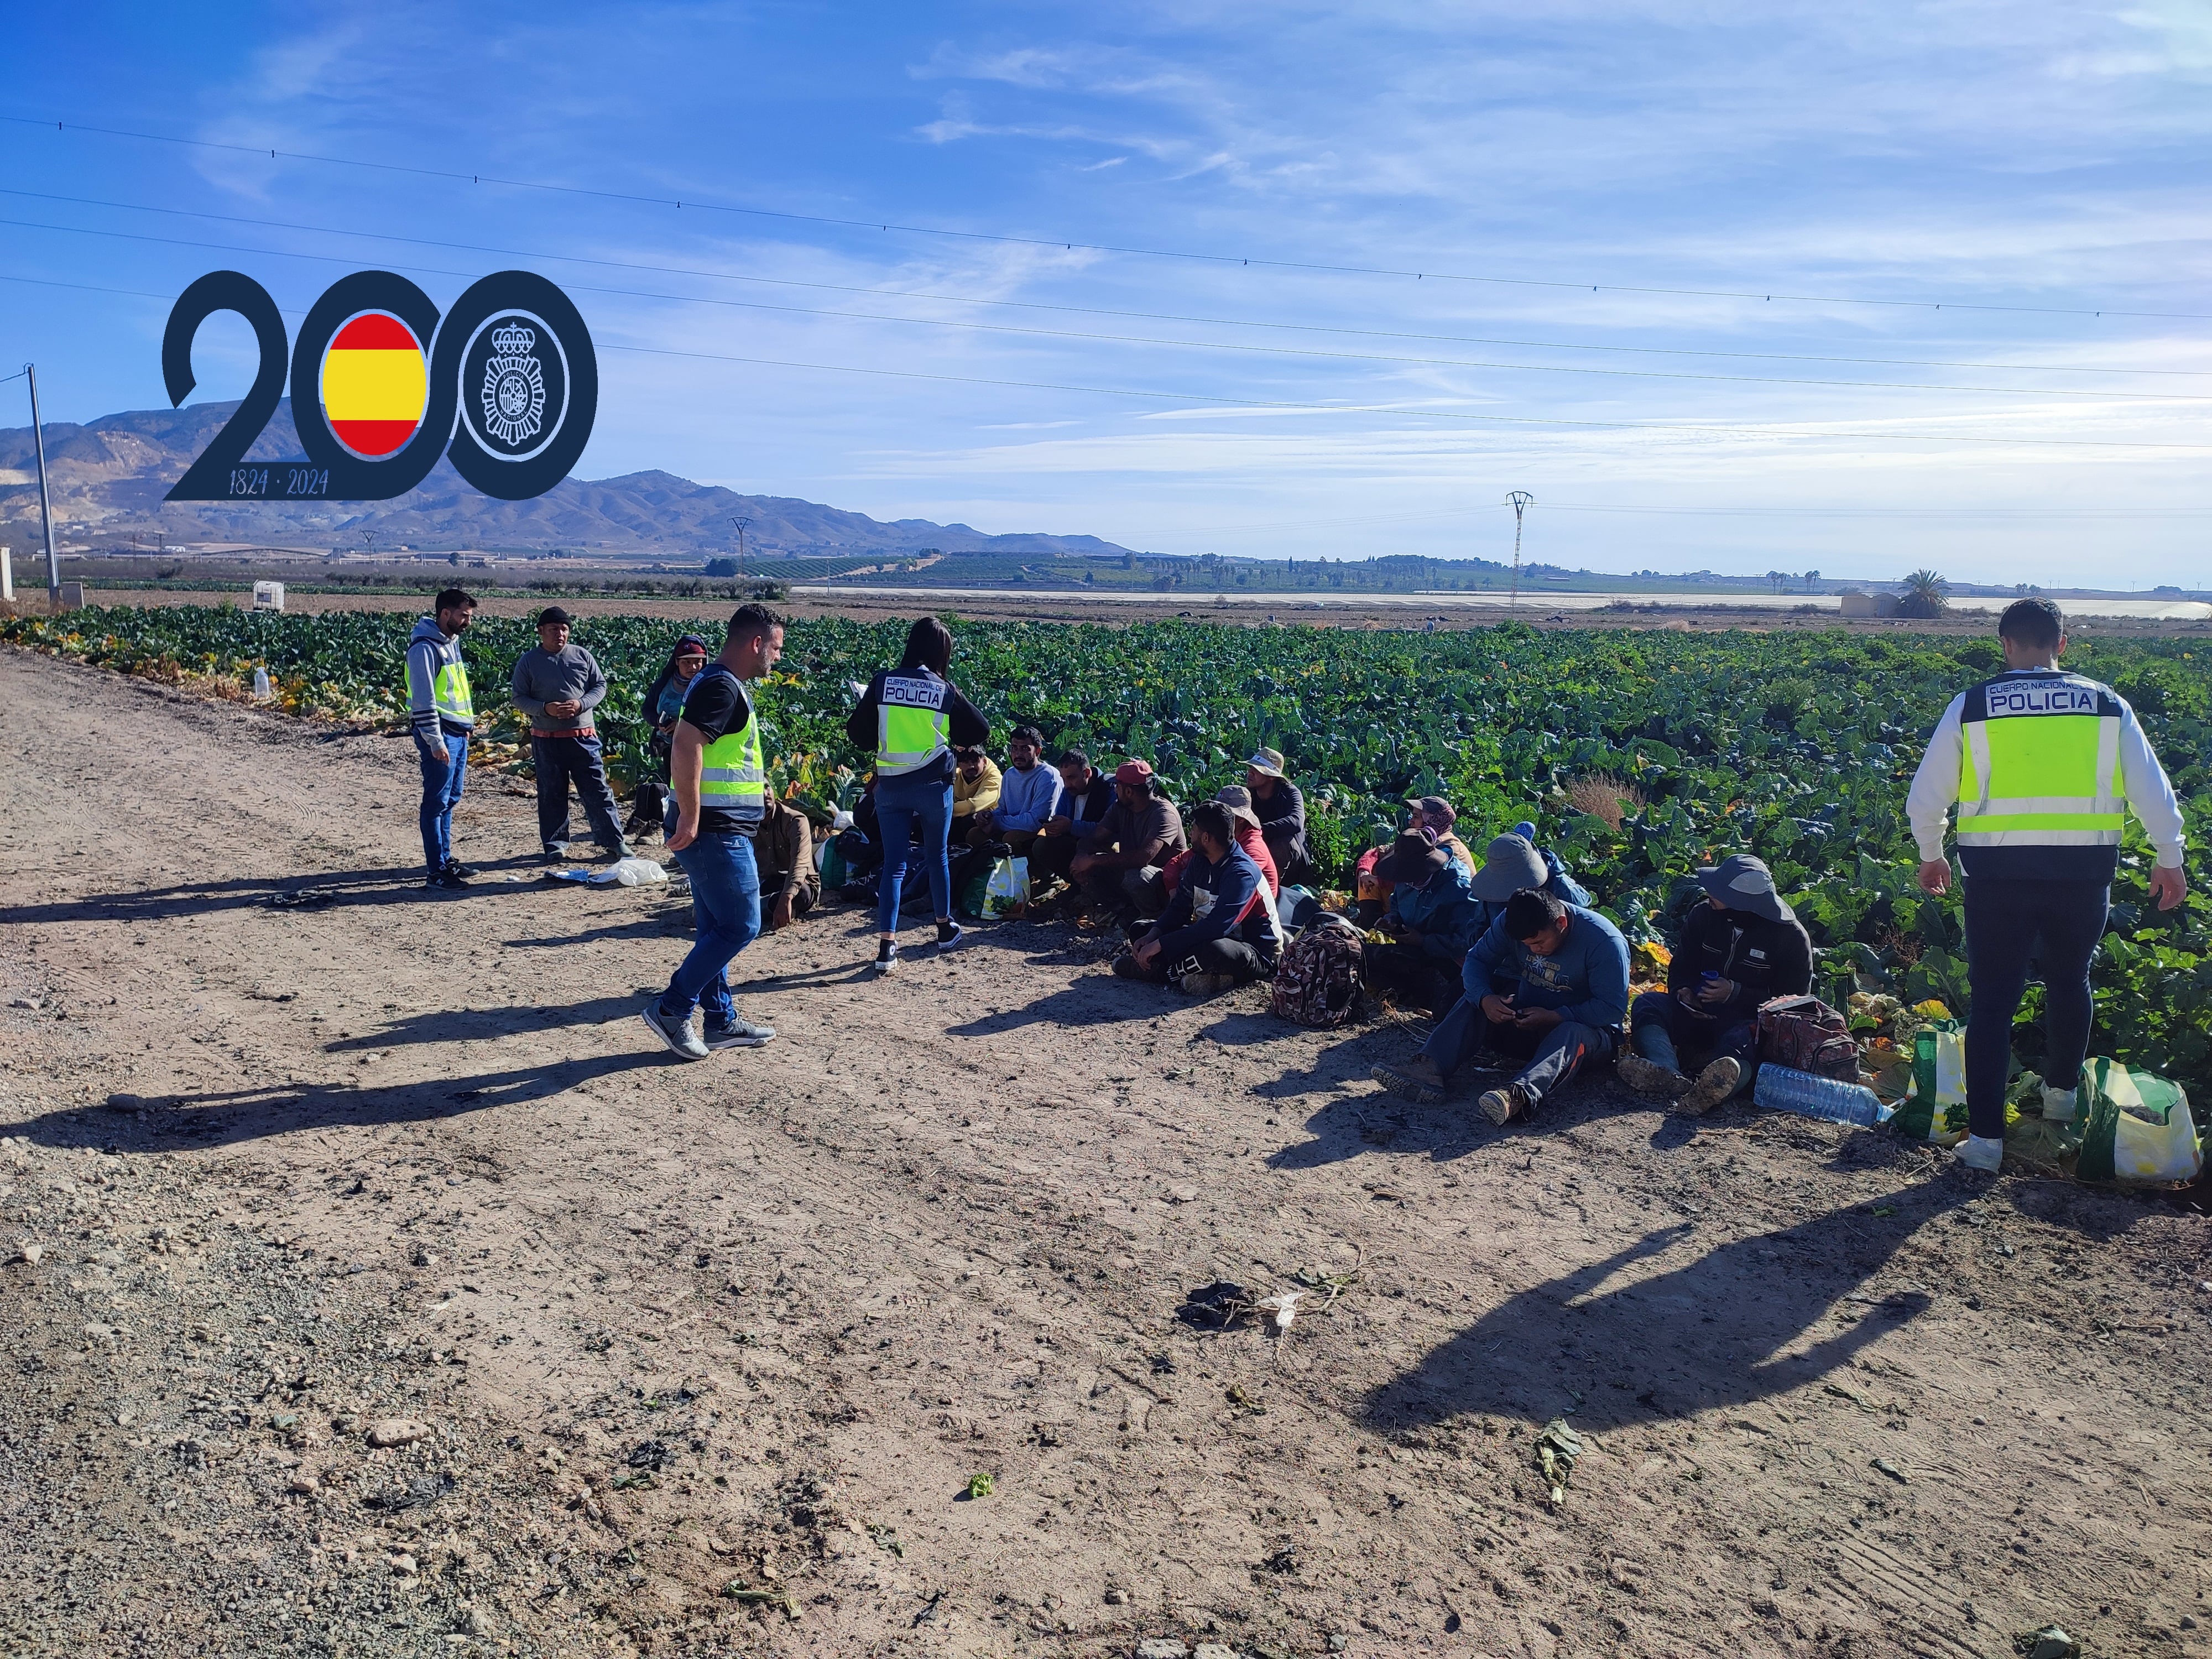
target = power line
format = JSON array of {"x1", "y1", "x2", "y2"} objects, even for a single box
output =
[
  {"x1": 6, "y1": 208, "x2": 2207, "y2": 406},
  {"x1": 8, "y1": 112, "x2": 2209, "y2": 322},
  {"x1": 595, "y1": 341, "x2": 2212, "y2": 451},
  {"x1": 11, "y1": 187, "x2": 2209, "y2": 385}
]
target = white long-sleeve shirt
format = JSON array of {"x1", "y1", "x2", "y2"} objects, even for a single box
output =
[{"x1": 1907, "y1": 670, "x2": 2186, "y2": 870}]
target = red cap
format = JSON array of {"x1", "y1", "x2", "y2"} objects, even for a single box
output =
[{"x1": 1114, "y1": 759, "x2": 1154, "y2": 785}]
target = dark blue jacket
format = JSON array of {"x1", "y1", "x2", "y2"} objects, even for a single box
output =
[
  {"x1": 1387, "y1": 860, "x2": 1487, "y2": 962},
  {"x1": 1154, "y1": 843, "x2": 1280, "y2": 964}
]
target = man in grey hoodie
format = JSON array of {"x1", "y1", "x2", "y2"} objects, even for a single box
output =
[
  {"x1": 405, "y1": 589, "x2": 478, "y2": 889},
  {"x1": 513, "y1": 606, "x2": 632, "y2": 862}
]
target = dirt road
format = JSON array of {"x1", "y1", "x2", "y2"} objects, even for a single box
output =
[{"x1": 2, "y1": 646, "x2": 2207, "y2": 1659}]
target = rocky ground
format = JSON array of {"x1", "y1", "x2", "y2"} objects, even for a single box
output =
[{"x1": 1, "y1": 644, "x2": 2208, "y2": 1659}]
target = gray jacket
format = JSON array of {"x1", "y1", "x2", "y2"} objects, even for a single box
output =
[{"x1": 512, "y1": 644, "x2": 609, "y2": 737}]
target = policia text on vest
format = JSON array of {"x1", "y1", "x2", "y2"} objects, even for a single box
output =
[{"x1": 1905, "y1": 609, "x2": 2188, "y2": 1158}]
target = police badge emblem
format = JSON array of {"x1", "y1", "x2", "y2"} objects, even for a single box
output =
[
  {"x1": 458, "y1": 309, "x2": 570, "y2": 462},
  {"x1": 482, "y1": 321, "x2": 546, "y2": 447}
]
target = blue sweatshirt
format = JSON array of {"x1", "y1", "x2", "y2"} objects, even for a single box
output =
[
  {"x1": 992, "y1": 760, "x2": 1064, "y2": 834},
  {"x1": 1463, "y1": 902, "x2": 1630, "y2": 1030}
]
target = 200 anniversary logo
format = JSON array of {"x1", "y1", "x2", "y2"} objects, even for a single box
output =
[{"x1": 161, "y1": 269, "x2": 597, "y2": 504}]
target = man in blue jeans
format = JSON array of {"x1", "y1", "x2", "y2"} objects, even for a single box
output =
[
  {"x1": 404, "y1": 589, "x2": 477, "y2": 890},
  {"x1": 1373, "y1": 888, "x2": 1630, "y2": 1126},
  {"x1": 640, "y1": 604, "x2": 786, "y2": 1062}
]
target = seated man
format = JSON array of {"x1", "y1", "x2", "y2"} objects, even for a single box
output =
[
  {"x1": 1618, "y1": 853, "x2": 1812, "y2": 1115},
  {"x1": 756, "y1": 794, "x2": 821, "y2": 931},
  {"x1": 1355, "y1": 795, "x2": 1477, "y2": 920},
  {"x1": 1029, "y1": 747, "x2": 1117, "y2": 893},
  {"x1": 1162, "y1": 785, "x2": 1280, "y2": 900},
  {"x1": 967, "y1": 725, "x2": 1061, "y2": 858},
  {"x1": 1069, "y1": 760, "x2": 1186, "y2": 925},
  {"x1": 1244, "y1": 747, "x2": 1314, "y2": 885},
  {"x1": 951, "y1": 743, "x2": 1003, "y2": 827},
  {"x1": 1114, "y1": 801, "x2": 1284, "y2": 994},
  {"x1": 1361, "y1": 828, "x2": 1484, "y2": 1016},
  {"x1": 1372, "y1": 888, "x2": 1630, "y2": 1126}
]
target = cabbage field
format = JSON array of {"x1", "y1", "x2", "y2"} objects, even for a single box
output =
[{"x1": 7, "y1": 603, "x2": 2208, "y2": 1089}]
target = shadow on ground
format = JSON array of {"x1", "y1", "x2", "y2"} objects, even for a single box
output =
[
  {"x1": 1363, "y1": 1182, "x2": 1972, "y2": 1431},
  {"x1": 0, "y1": 1049, "x2": 677, "y2": 1155}
]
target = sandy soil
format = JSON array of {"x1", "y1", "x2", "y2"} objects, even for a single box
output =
[
  {"x1": 2, "y1": 645, "x2": 2209, "y2": 1659},
  {"x1": 49, "y1": 586, "x2": 2212, "y2": 639}
]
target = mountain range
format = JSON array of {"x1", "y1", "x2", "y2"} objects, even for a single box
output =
[{"x1": 0, "y1": 399, "x2": 1138, "y2": 561}]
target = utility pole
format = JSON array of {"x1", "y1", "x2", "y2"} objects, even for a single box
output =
[
  {"x1": 25, "y1": 364, "x2": 60, "y2": 609},
  {"x1": 1505, "y1": 491, "x2": 1534, "y2": 610},
  {"x1": 731, "y1": 517, "x2": 750, "y2": 583}
]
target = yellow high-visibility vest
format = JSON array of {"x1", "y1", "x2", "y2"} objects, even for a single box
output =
[
  {"x1": 693, "y1": 667, "x2": 766, "y2": 826},
  {"x1": 1955, "y1": 672, "x2": 2126, "y2": 850},
  {"x1": 405, "y1": 649, "x2": 473, "y2": 724},
  {"x1": 875, "y1": 672, "x2": 952, "y2": 776}
]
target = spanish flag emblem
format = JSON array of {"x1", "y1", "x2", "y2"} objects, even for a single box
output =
[{"x1": 320, "y1": 312, "x2": 427, "y2": 458}]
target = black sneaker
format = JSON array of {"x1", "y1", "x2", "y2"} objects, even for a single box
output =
[
  {"x1": 931, "y1": 921, "x2": 967, "y2": 956},
  {"x1": 870, "y1": 941, "x2": 900, "y2": 976},
  {"x1": 424, "y1": 869, "x2": 467, "y2": 890},
  {"x1": 442, "y1": 858, "x2": 475, "y2": 879}
]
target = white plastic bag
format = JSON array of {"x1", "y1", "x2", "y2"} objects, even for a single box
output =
[
  {"x1": 590, "y1": 857, "x2": 669, "y2": 888},
  {"x1": 982, "y1": 855, "x2": 1030, "y2": 919}
]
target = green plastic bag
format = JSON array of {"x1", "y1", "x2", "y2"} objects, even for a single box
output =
[
  {"x1": 819, "y1": 839, "x2": 848, "y2": 892},
  {"x1": 2075, "y1": 1058, "x2": 2201, "y2": 1185},
  {"x1": 1892, "y1": 1019, "x2": 1969, "y2": 1145},
  {"x1": 958, "y1": 863, "x2": 992, "y2": 919}
]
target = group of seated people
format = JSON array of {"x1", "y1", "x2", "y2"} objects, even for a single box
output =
[
  {"x1": 827, "y1": 731, "x2": 1814, "y2": 1129},
  {"x1": 1368, "y1": 846, "x2": 1813, "y2": 1128}
]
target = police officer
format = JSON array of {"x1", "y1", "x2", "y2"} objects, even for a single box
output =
[
  {"x1": 844, "y1": 617, "x2": 990, "y2": 973},
  {"x1": 640, "y1": 604, "x2": 785, "y2": 1061},
  {"x1": 1907, "y1": 597, "x2": 2188, "y2": 1172},
  {"x1": 405, "y1": 587, "x2": 477, "y2": 889}
]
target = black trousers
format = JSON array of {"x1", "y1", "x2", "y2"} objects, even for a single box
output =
[
  {"x1": 1128, "y1": 936, "x2": 1270, "y2": 985},
  {"x1": 1963, "y1": 877, "x2": 2107, "y2": 1139},
  {"x1": 1361, "y1": 941, "x2": 1462, "y2": 1016}
]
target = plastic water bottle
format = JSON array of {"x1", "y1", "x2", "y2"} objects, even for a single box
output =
[
  {"x1": 253, "y1": 666, "x2": 272, "y2": 699},
  {"x1": 1755, "y1": 1063, "x2": 1890, "y2": 1127}
]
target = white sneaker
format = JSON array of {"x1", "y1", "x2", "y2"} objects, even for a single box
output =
[
  {"x1": 1955, "y1": 1133, "x2": 2004, "y2": 1173},
  {"x1": 2040, "y1": 1084, "x2": 2077, "y2": 1124}
]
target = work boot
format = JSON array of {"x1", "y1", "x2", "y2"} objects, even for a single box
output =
[
  {"x1": 1111, "y1": 955, "x2": 1150, "y2": 981},
  {"x1": 1954, "y1": 1134, "x2": 2004, "y2": 1174},
  {"x1": 1477, "y1": 1082, "x2": 1532, "y2": 1126},
  {"x1": 1616, "y1": 1052, "x2": 1689, "y2": 1098},
  {"x1": 1674, "y1": 1056, "x2": 1743, "y2": 1117},
  {"x1": 1372, "y1": 1058, "x2": 1445, "y2": 1106},
  {"x1": 638, "y1": 1001, "x2": 709, "y2": 1062},
  {"x1": 603, "y1": 839, "x2": 637, "y2": 863}
]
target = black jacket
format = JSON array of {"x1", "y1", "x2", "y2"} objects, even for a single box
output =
[{"x1": 1667, "y1": 902, "x2": 1813, "y2": 1023}]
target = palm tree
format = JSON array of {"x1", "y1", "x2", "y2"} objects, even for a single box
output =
[{"x1": 1897, "y1": 568, "x2": 1950, "y2": 618}]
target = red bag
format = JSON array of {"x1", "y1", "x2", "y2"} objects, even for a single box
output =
[{"x1": 1755, "y1": 994, "x2": 1860, "y2": 1081}]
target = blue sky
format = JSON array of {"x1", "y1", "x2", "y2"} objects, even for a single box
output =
[{"x1": 6, "y1": 1, "x2": 2210, "y2": 583}]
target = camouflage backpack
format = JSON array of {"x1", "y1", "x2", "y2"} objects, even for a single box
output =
[
  {"x1": 1755, "y1": 994, "x2": 1860, "y2": 1081},
  {"x1": 1270, "y1": 916, "x2": 1365, "y2": 1029}
]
